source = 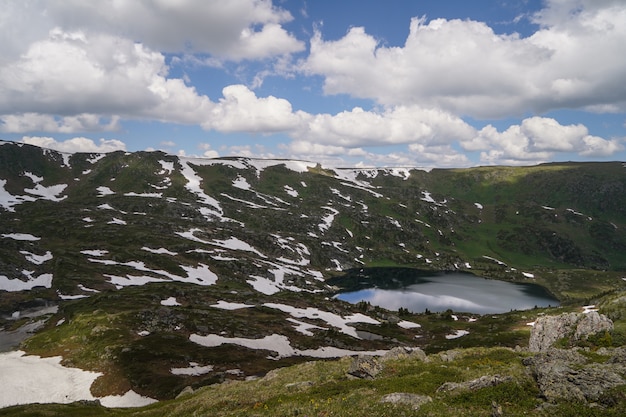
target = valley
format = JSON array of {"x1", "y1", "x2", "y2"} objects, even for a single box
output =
[{"x1": 1, "y1": 141, "x2": 626, "y2": 415}]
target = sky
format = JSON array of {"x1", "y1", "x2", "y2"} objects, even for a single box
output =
[{"x1": 1, "y1": 0, "x2": 625, "y2": 168}]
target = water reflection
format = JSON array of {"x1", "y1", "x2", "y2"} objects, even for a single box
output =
[{"x1": 335, "y1": 271, "x2": 558, "y2": 314}]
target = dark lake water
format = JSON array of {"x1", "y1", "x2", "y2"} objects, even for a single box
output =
[{"x1": 332, "y1": 269, "x2": 559, "y2": 315}]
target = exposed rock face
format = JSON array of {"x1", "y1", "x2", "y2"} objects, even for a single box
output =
[
  {"x1": 380, "y1": 393, "x2": 432, "y2": 410},
  {"x1": 437, "y1": 375, "x2": 514, "y2": 393},
  {"x1": 529, "y1": 312, "x2": 613, "y2": 352},
  {"x1": 523, "y1": 348, "x2": 626, "y2": 403},
  {"x1": 380, "y1": 346, "x2": 429, "y2": 363},
  {"x1": 347, "y1": 356, "x2": 383, "y2": 379}
]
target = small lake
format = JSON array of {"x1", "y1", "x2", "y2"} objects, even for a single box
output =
[{"x1": 332, "y1": 269, "x2": 559, "y2": 315}]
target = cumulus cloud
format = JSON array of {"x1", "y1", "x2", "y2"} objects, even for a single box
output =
[
  {"x1": 463, "y1": 117, "x2": 624, "y2": 164},
  {"x1": 5, "y1": 0, "x2": 304, "y2": 61},
  {"x1": 203, "y1": 85, "x2": 304, "y2": 132},
  {"x1": 0, "y1": 113, "x2": 120, "y2": 133},
  {"x1": 302, "y1": 0, "x2": 626, "y2": 117},
  {"x1": 19, "y1": 136, "x2": 126, "y2": 153},
  {"x1": 294, "y1": 106, "x2": 476, "y2": 147}
]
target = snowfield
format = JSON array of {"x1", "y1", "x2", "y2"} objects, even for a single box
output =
[{"x1": 0, "y1": 351, "x2": 156, "y2": 409}]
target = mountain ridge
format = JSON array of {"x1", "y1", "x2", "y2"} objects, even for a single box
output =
[{"x1": 1, "y1": 140, "x2": 626, "y2": 411}]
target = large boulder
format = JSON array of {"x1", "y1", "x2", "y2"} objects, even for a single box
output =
[
  {"x1": 529, "y1": 312, "x2": 613, "y2": 352},
  {"x1": 347, "y1": 355, "x2": 383, "y2": 379},
  {"x1": 523, "y1": 349, "x2": 626, "y2": 403}
]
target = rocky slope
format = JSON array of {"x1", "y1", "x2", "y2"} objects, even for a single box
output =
[{"x1": 1, "y1": 140, "x2": 626, "y2": 409}]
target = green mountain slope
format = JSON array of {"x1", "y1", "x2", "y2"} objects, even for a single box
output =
[{"x1": 1, "y1": 140, "x2": 626, "y2": 410}]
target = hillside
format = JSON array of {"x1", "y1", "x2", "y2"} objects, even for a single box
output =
[{"x1": 1, "y1": 140, "x2": 626, "y2": 413}]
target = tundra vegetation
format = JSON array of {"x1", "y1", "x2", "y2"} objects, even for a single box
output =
[{"x1": 1, "y1": 141, "x2": 625, "y2": 415}]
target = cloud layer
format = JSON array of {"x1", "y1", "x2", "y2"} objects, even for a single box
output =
[{"x1": 0, "y1": 0, "x2": 624, "y2": 167}]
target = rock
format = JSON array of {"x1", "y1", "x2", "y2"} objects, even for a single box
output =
[
  {"x1": 347, "y1": 355, "x2": 383, "y2": 379},
  {"x1": 380, "y1": 392, "x2": 432, "y2": 410},
  {"x1": 380, "y1": 346, "x2": 412, "y2": 362},
  {"x1": 524, "y1": 348, "x2": 626, "y2": 403},
  {"x1": 491, "y1": 401, "x2": 503, "y2": 417},
  {"x1": 175, "y1": 386, "x2": 194, "y2": 398},
  {"x1": 437, "y1": 375, "x2": 514, "y2": 393},
  {"x1": 438, "y1": 349, "x2": 462, "y2": 362},
  {"x1": 574, "y1": 311, "x2": 613, "y2": 340},
  {"x1": 409, "y1": 347, "x2": 429, "y2": 362},
  {"x1": 529, "y1": 312, "x2": 613, "y2": 352}
]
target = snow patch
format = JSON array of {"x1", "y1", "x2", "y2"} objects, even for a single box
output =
[
  {"x1": 210, "y1": 300, "x2": 255, "y2": 310},
  {"x1": 445, "y1": 329, "x2": 470, "y2": 339},
  {"x1": 161, "y1": 297, "x2": 181, "y2": 306},
  {"x1": 97, "y1": 186, "x2": 115, "y2": 196},
  {"x1": 20, "y1": 251, "x2": 53, "y2": 265},
  {"x1": 170, "y1": 363, "x2": 214, "y2": 376},
  {"x1": 0, "y1": 351, "x2": 156, "y2": 408},
  {"x1": 2, "y1": 233, "x2": 40, "y2": 241},
  {"x1": 142, "y1": 247, "x2": 178, "y2": 256}
]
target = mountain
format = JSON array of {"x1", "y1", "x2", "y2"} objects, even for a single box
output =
[{"x1": 1, "y1": 140, "x2": 626, "y2": 411}]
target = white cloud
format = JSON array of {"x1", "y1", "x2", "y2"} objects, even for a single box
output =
[
  {"x1": 19, "y1": 136, "x2": 126, "y2": 153},
  {"x1": 464, "y1": 117, "x2": 624, "y2": 164},
  {"x1": 199, "y1": 143, "x2": 219, "y2": 158},
  {"x1": 44, "y1": 0, "x2": 304, "y2": 60},
  {"x1": 302, "y1": 1, "x2": 626, "y2": 117},
  {"x1": 204, "y1": 85, "x2": 304, "y2": 132},
  {"x1": 294, "y1": 106, "x2": 475, "y2": 147},
  {"x1": 0, "y1": 29, "x2": 215, "y2": 126},
  {"x1": 0, "y1": 113, "x2": 119, "y2": 133}
]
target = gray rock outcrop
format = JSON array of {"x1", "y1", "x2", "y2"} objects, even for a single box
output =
[
  {"x1": 347, "y1": 355, "x2": 383, "y2": 379},
  {"x1": 529, "y1": 312, "x2": 613, "y2": 352},
  {"x1": 523, "y1": 348, "x2": 626, "y2": 403}
]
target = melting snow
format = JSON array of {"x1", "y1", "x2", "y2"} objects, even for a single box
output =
[
  {"x1": 483, "y1": 256, "x2": 507, "y2": 266},
  {"x1": 142, "y1": 247, "x2": 178, "y2": 256},
  {"x1": 287, "y1": 318, "x2": 327, "y2": 336},
  {"x1": 97, "y1": 186, "x2": 115, "y2": 196},
  {"x1": 522, "y1": 272, "x2": 535, "y2": 278},
  {"x1": 161, "y1": 297, "x2": 181, "y2": 306},
  {"x1": 20, "y1": 251, "x2": 53, "y2": 265},
  {"x1": 0, "y1": 273, "x2": 53, "y2": 292},
  {"x1": 318, "y1": 206, "x2": 339, "y2": 233},
  {"x1": 582, "y1": 305, "x2": 598, "y2": 314},
  {"x1": 170, "y1": 363, "x2": 214, "y2": 376},
  {"x1": 284, "y1": 185, "x2": 298, "y2": 197},
  {"x1": 179, "y1": 160, "x2": 224, "y2": 218},
  {"x1": 87, "y1": 153, "x2": 106, "y2": 164},
  {"x1": 108, "y1": 217, "x2": 127, "y2": 225},
  {"x1": 124, "y1": 192, "x2": 162, "y2": 198},
  {"x1": 0, "y1": 179, "x2": 36, "y2": 211},
  {"x1": 210, "y1": 300, "x2": 255, "y2": 310},
  {"x1": 445, "y1": 330, "x2": 470, "y2": 339},
  {"x1": 263, "y1": 303, "x2": 379, "y2": 339},
  {"x1": 232, "y1": 176, "x2": 251, "y2": 190},
  {"x1": 189, "y1": 333, "x2": 388, "y2": 360},
  {"x1": 0, "y1": 351, "x2": 96, "y2": 408},
  {"x1": 2, "y1": 233, "x2": 40, "y2": 241},
  {"x1": 475, "y1": 203, "x2": 483, "y2": 209},
  {"x1": 211, "y1": 237, "x2": 266, "y2": 258},
  {"x1": 247, "y1": 276, "x2": 281, "y2": 295},
  {"x1": 80, "y1": 249, "x2": 108, "y2": 256},
  {"x1": 158, "y1": 160, "x2": 174, "y2": 175}
]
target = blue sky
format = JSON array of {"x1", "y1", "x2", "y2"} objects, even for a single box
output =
[{"x1": 0, "y1": 0, "x2": 625, "y2": 167}]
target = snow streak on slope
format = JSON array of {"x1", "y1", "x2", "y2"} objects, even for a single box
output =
[
  {"x1": 189, "y1": 333, "x2": 388, "y2": 360},
  {"x1": 179, "y1": 159, "x2": 224, "y2": 219}
]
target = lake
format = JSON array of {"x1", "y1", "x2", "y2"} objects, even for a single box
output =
[{"x1": 332, "y1": 269, "x2": 559, "y2": 315}]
